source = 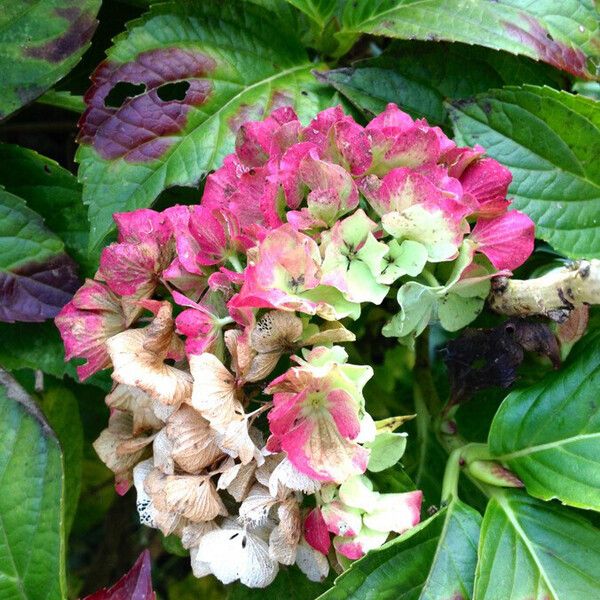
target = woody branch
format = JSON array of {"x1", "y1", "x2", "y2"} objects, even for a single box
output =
[{"x1": 488, "y1": 259, "x2": 600, "y2": 322}]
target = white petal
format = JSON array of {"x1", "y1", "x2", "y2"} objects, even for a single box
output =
[
  {"x1": 196, "y1": 524, "x2": 279, "y2": 588},
  {"x1": 296, "y1": 537, "x2": 329, "y2": 582},
  {"x1": 269, "y1": 456, "x2": 321, "y2": 497},
  {"x1": 239, "y1": 484, "x2": 277, "y2": 525}
]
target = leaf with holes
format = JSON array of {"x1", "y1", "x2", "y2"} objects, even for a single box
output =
[
  {"x1": 488, "y1": 331, "x2": 600, "y2": 510},
  {"x1": 319, "y1": 499, "x2": 481, "y2": 600},
  {"x1": 449, "y1": 85, "x2": 600, "y2": 259},
  {"x1": 340, "y1": 0, "x2": 600, "y2": 79},
  {"x1": 0, "y1": 0, "x2": 101, "y2": 120},
  {"x1": 0, "y1": 368, "x2": 66, "y2": 600},
  {"x1": 0, "y1": 189, "x2": 79, "y2": 323},
  {"x1": 316, "y1": 41, "x2": 567, "y2": 126},
  {"x1": 474, "y1": 490, "x2": 600, "y2": 600},
  {"x1": 77, "y1": 1, "x2": 333, "y2": 250},
  {"x1": 0, "y1": 143, "x2": 93, "y2": 276}
]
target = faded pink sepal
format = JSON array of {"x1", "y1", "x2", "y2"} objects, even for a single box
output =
[
  {"x1": 162, "y1": 257, "x2": 207, "y2": 301},
  {"x1": 443, "y1": 144, "x2": 486, "y2": 178},
  {"x1": 230, "y1": 224, "x2": 322, "y2": 314},
  {"x1": 202, "y1": 155, "x2": 282, "y2": 235},
  {"x1": 236, "y1": 106, "x2": 299, "y2": 167},
  {"x1": 365, "y1": 104, "x2": 441, "y2": 171},
  {"x1": 98, "y1": 242, "x2": 160, "y2": 296},
  {"x1": 302, "y1": 106, "x2": 346, "y2": 148},
  {"x1": 321, "y1": 501, "x2": 362, "y2": 537},
  {"x1": 278, "y1": 141, "x2": 320, "y2": 208},
  {"x1": 460, "y1": 157, "x2": 512, "y2": 218},
  {"x1": 470, "y1": 211, "x2": 535, "y2": 270},
  {"x1": 113, "y1": 208, "x2": 171, "y2": 246},
  {"x1": 333, "y1": 539, "x2": 364, "y2": 560},
  {"x1": 173, "y1": 290, "x2": 221, "y2": 356},
  {"x1": 55, "y1": 280, "x2": 126, "y2": 381},
  {"x1": 304, "y1": 508, "x2": 331, "y2": 555},
  {"x1": 332, "y1": 118, "x2": 372, "y2": 175},
  {"x1": 360, "y1": 167, "x2": 469, "y2": 225}
]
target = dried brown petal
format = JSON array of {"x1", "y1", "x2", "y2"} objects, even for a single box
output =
[
  {"x1": 106, "y1": 384, "x2": 164, "y2": 435},
  {"x1": 166, "y1": 405, "x2": 224, "y2": 473},
  {"x1": 107, "y1": 304, "x2": 192, "y2": 406}
]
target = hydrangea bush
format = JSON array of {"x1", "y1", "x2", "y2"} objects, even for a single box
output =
[
  {"x1": 55, "y1": 103, "x2": 535, "y2": 587},
  {"x1": 1, "y1": 1, "x2": 599, "y2": 598}
]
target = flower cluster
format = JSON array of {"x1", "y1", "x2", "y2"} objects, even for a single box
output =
[{"x1": 56, "y1": 103, "x2": 534, "y2": 587}]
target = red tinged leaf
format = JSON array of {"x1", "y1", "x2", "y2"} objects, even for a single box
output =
[
  {"x1": 502, "y1": 15, "x2": 589, "y2": 79},
  {"x1": 78, "y1": 48, "x2": 216, "y2": 162},
  {"x1": 83, "y1": 550, "x2": 155, "y2": 600}
]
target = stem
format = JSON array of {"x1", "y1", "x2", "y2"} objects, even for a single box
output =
[
  {"x1": 441, "y1": 448, "x2": 462, "y2": 504},
  {"x1": 421, "y1": 268, "x2": 440, "y2": 287},
  {"x1": 228, "y1": 254, "x2": 244, "y2": 273},
  {"x1": 217, "y1": 315, "x2": 235, "y2": 327},
  {"x1": 488, "y1": 259, "x2": 600, "y2": 322},
  {"x1": 414, "y1": 332, "x2": 442, "y2": 415}
]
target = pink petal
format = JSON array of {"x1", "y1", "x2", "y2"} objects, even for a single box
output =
[
  {"x1": 460, "y1": 158, "x2": 512, "y2": 218},
  {"x1": 236, "y1": 105, "x2": 299, "y2": 167},
  {"x1": 327, "y1": 389, "x2": 361, "y2": 439},
  {"x1": 304, "y1": 508, "x2": 331, "y2": 555},
  {"x1": 471, "y1": 211, "x2": 535, "y2": 270},
  {"x1": 98, "y1": 242, "x2": 159, "y2": 296},
  {"x1": 113, "y1": 209, "x2": 171, "y2": 246},
  {"x1": 365, "y1": 103, "x2": 414, "y2": 131}
]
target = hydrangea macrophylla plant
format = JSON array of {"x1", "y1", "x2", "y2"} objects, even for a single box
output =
[{"x1": 56, "y1": 103, "x2": 535, "y2": 588}]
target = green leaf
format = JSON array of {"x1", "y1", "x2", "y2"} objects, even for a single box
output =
[
  {"x1": 0, "y1": 322, "x2": 73, "y2": 378},
  {"x1": 340, "y1": 0, "x2": 600, "y2": 79},
  {"x1": 0, "y1": 0, "x2": 101, "y2": 119},
  {"x1": 366, "y1": 432, "x2": 407, "y2": 472},
  {"x1": 77, "y1": 0, "x2": 334, "y2": 250},
  {"x1": 0, "y1": 189, "x2": 79, "y2": 323},
  {"x1": 40, "y1": 385, "x2": 83, "y2": 538},
  {"x1": 0, "y1": 143, "x2": 93, "y2": 276},
  {"x1": 317, "y1": 41, "x2": 567, "y2": 126},
  {"x1": 0, "y1": 368, "x2": 66, "y2": 599},
  {"x1": 448, "y1": 85, "x2": 600, "y2": 259},
  {"x1": 474, "y1": 490, "x2": 600, "y2": 599},
  {"x1": 319, "y1": 499, "x2": 481, "y2": 600},
  {"x1": 488, "y1": 331, "x2": 600, "y2": 510}
]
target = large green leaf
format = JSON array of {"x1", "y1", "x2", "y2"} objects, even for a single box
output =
[
  {"x1": 0, "y1": 0, "x2": 101, "y2": 119},
  {"x1": 449, "y1": 85, "x2": 600, "y2": 259},
  {"x1": 0, "y1": 143, "x2": 93, "y2": 276},
  {"x1": 0, "y1": 189, "x2": 79, "y2": 323},
  {"x1": 319, "y1": 499, "x2": 481, "y2": 600},
  {"x1": 0, "y1": 368, "x2": 66, "y2": 600},
  {"x1": 340, "y1": 0, "x2": 600, "y2": 79},
  {"x1": 77, "y1": 0, "x2": 333, "y2": 250},
  {"x1": 40, "y1": 385, "x2": 83, "y2": 538},
  {"x1": 317, "y1": 41, "x2": 567, "y2": 126},
  {"x1": 488, "y1": 331, "x2": 600, "y2": 510},
  {"x1": 474, "y1": 490, "x2": 600, "y2": 599}
]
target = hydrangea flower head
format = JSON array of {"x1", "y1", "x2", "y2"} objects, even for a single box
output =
[{"x1": 56, "y1": 102, "x2": 535, "y2": 588}]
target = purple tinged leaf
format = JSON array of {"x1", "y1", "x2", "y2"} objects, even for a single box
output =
[
  {"x1": 83, "y1": 550, "x2": 155, "y2": 600},
  {"x1": 24, "y1": 6, "x2": 97, "y2": 63},
  {"x1": 0, "y1": 254, "x2": 79, "y2": 323},
  {"x1": 78, "y1": 48, "x2": 216, "y2": 162},
  {"x1": 0, "y1": 190, "x2": 79, "y2": 323}
]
